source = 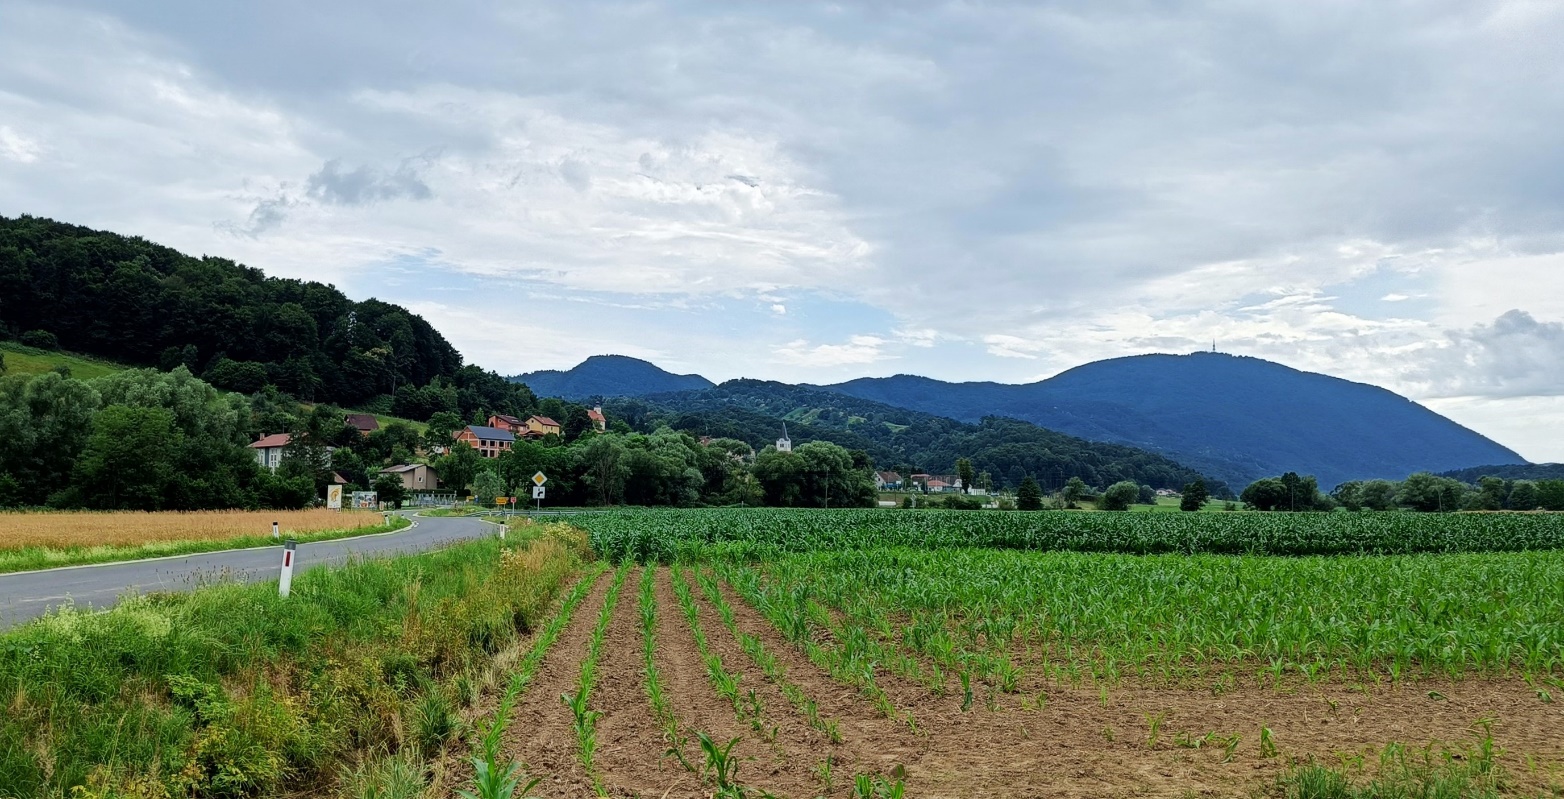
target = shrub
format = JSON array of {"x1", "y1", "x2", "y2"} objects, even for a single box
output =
[
  {"x1": 1100, "y1": 481, "x2": 1140, "y2": 511},
  {"x1": 19, "y1": 329, "x2": 59, "y2": 349}
]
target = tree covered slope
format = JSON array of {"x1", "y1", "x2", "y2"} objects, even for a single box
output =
[
  {"x1": 0, "y1": 215, "x2": 462, "y2": 406},
  {"x1": 828, "y1": 352, "x2": 1526, "y2": 489},
  {"x1": 608, "y1": 379, "x2": 1217, "y2": 493}
]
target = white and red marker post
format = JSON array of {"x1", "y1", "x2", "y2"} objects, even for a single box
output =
[{"x1": 279, "y1": 539, "x2": 297, "y2": 598}]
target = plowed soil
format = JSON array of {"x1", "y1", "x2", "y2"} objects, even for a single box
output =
[
  {"x1": 590, "y1": 571, "x2": 689, "y2": 797},
  {"x1": 719, "y1": 574, "x2": 1564, "y2": 798},
  {"x1": 500, "y1": 568, "x2": 613, "y2": 797},
  {"x1": 439, "y1": 565, "x2": 1564, "y2": 798}
]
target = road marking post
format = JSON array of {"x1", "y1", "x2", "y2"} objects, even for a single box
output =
[
  {"x1": 279, "y1": 539, "x2": 297, "y2": 598},
  {"x1": 272, "y1": 520, "x2": 280, "y2": 540}
]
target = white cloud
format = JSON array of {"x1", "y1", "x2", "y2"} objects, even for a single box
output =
[
  {"x1": 8, "y1": 0, "x2": 1564, "y2": 456},
  {"x1": 774, "y1": 336, "x2": 889, "y2": 367},
  {"x1": 983, "y1": 335, "x2": 1044, "y2": 360},
  {"x1": 0, "y1": 126, "x2": 43, "y2": 163}
]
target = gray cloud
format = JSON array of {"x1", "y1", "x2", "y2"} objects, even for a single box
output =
[
  {"x1": 305, "y1": 158, "x2": 433, "y2": 205},
  {"x1": 1416, "y1": 311, "x2": 1564, "y2": 399},
  {"x1": 9, "y1": 0, "x2": 1564, "y2": 457}
]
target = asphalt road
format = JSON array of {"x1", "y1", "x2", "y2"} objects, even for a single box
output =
[{"x1": 0, "y1": 513, "x2": 499, "y2": 630}]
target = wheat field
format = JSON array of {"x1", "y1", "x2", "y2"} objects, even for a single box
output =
[{"x1": 0, "y1": 508, "x2": 384, "y2": 551}]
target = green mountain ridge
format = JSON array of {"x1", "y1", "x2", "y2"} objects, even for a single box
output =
[{"x1": 607, "y1": 379, "x2": 1221, "y2": 494}]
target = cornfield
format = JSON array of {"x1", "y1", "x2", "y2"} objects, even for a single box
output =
[
  {"x1": 0, "y1": 508, "x2": 384, "y2": 551},
  {"x1": 574, "y1": 507, "x2": 1564, "y2": 562}
]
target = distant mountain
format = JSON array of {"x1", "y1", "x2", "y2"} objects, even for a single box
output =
[
  {"x1": 1438, "y1": 464, "x2": 1564, "y2": 484},
  {"x1": 513, "y1": 355, "x2": 714, "y2": 400},
  {"x1": 827, "y1": 352, "x2": 1526, "y2": 489},
  {"x1": 609, "y1": 380, "x2": 1218, "y2": 493}
]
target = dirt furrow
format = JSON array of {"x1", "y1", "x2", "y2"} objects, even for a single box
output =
[
  {"x1": 678, "y1": 567, "x2": 833, "y2": 796},
  {"x1": 501, "y1": 568, "x2": 612, "y2": 798},
  {"x1": 654, "y1": 567, "x2": 821, "y2": 798},
  {"x1": 590, "y1": 567, "x2": 695, "y2": 798}
]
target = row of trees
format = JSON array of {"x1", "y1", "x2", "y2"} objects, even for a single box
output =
[
  {"x1": 1005, "y1": 476, "x2": 1211, "y2": 512},
  {"x1": 1238, "y1": 471, "x2": 1564, "y2": 512},
  {"x1": 429, "y1": 431, "x2": 879, "y2": 509},
  {"x1": 0, "y1": 368, "x2": 316, "y2": 510}
]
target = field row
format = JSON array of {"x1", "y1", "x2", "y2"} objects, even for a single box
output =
[
  {"x1": 451, "y1": 561, "x2": 1562, "y2": 798},
  {"x1": 573, "y1": 507, "x2": 1564, "y2": 561}
]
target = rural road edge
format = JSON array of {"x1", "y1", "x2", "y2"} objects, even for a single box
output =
[{"x1": 0, "y1": 513, "x2": 500, "y2": 630}]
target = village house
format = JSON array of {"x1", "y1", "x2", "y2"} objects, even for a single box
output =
[
  {"x1": 487, "y1": 414, "x2": 525, "y2": 435},
  {"x1": 454, "y1": 425, "x2": 516, "y2": 458},
  {"x1": 587, "y1": 406, "x2": 606, "y2": 432},
  {"x1": 344, "y1": 413, "x2": 380, "y2": 435},
  {"x1": 917, "y1": 474, "x2": 963, "y2": 493},
  {"x1": 523, "y1": 415, "x2": 561, "y2": 438},
  {"x1": 249, "y1": 433, "x2": 337, "y2": 471},
  {"x1": 380, "y1": 463, "x2": 440, "y2": 490},
  {"x1": 249, "y1": 433, "x2": 291, "y2": 470},
  {"x1": 874, "y1": 471, "x2": 903, "y2": 490}
]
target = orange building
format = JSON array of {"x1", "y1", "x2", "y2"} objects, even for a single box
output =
[{"x1": 453, "y1": 425, "x2": 516, "y2": 458}]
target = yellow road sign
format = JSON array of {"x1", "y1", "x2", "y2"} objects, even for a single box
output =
[{"x1": 532, "y1": 471, "x2": 548, "y2": 486}]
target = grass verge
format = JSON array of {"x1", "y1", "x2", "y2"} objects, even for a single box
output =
[
  {"x1": 0, "y1": 514, "x2": 413, "y2": 574},
  {"x1": 0, "y1": 525, "x2": 588, "y2": 798}
]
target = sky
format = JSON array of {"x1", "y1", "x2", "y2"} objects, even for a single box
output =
[{"x1": 3, "y1": 1, "x2": 1564, "y2": 461}]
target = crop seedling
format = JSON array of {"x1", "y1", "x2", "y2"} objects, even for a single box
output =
[
  {"x1": 1259, "y1": 726, "x2": 1279, "y2": 759},
  {"x1": 1145, "y1": 711, "x2": 1167, "y2": 748},
  {"x1": 851, "y1": 773, "x2": 907, "y2": 799}
]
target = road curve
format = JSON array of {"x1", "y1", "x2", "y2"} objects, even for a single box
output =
[{"x1": 0, "y1": 513, "x2": 499, "y2": 630}]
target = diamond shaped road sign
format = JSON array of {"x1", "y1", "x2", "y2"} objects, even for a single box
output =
[{"x1": 532, "y1": 471, "x2": 548, "y2": 487}]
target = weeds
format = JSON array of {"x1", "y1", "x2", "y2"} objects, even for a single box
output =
[
  {"x1": 1, "y1": 535, "x2": 584, "y2": 798},
  {"x1": 1280, "y1": 729, "x2": 1508, "y2": 799},
  {"x1": 411, "y1": 689, "x2": 459, "y2": 756}
]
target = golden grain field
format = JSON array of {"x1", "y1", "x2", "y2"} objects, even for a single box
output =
[{"x1": 0, "y1": 508, "x2": 384, "y2": 551}]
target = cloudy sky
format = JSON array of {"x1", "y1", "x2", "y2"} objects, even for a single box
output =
[{"x1": 3, "y1": 1, "x2": 1564, "y2": 460}]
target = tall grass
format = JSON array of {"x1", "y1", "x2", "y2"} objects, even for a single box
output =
[{"x1": 0, "y1": 531, "x2": 583, "y2": 798}]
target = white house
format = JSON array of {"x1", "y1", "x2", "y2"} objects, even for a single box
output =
[{"x1": 249, "y1": 433, "x2": 291, "y2": 471}]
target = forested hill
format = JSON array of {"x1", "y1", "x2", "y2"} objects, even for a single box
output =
[
  {"x1": 607, "y1": 379, "x2": 1220, "y2": 494},
  {"x1": 827, "y1": 352, "x2": 1526, "y2": 489},
  {"x1": 1438, "y1": 463, "x2": 1564, "y2": 483},
  {"x1": 514, "y1": 354, "x2": 714, "y2": 399},
  {"x1": 0, "y1": 215, "x2": 460, "y2": 406}
]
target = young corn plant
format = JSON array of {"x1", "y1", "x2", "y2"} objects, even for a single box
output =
[
  {"x1": 672, "y1": 566, "x2": 759, "y2": 727},
  {"x1": 695, "y1": 568, "x2": 844, "y2": 743},
  {"x1": 717, "y1": 563, "x2": 911, "y2": 728},
  {"x1": 566, "y1": 563, "x2": 631, "y2": 794},
  {"x1": 639, "y1": 565, "x2": 685, "y2": 748}
]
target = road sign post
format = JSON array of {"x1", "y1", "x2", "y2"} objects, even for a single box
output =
[
  {"x1": 532, "y1": 472, "x2": 547, "y2": 512},
  {"x1": 279, "y1": 539, "x2": 297, "y2": 598}
]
